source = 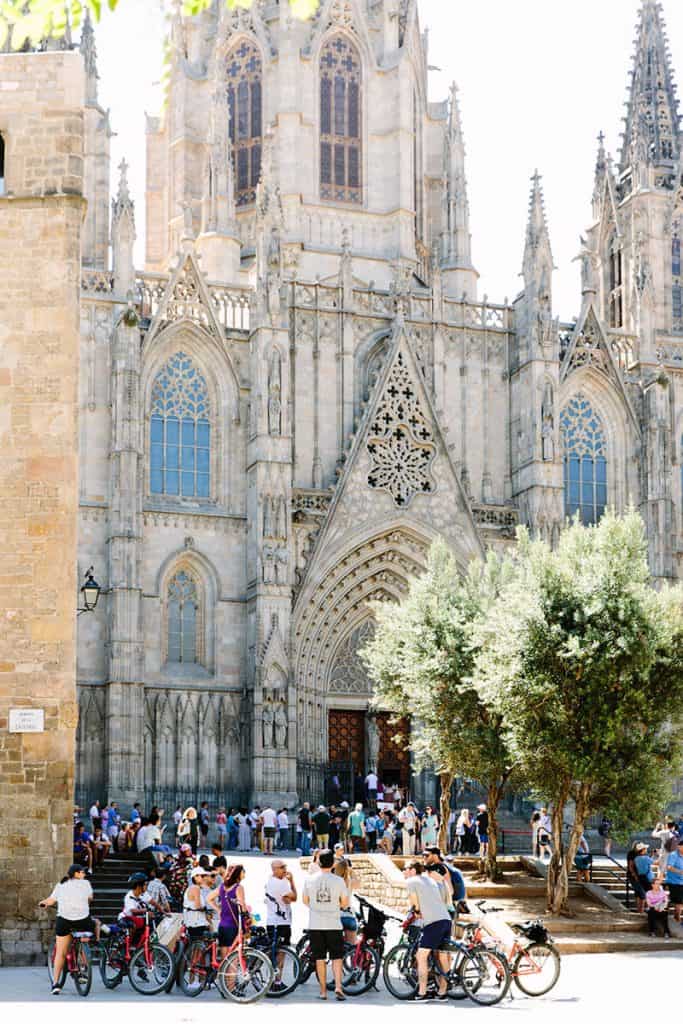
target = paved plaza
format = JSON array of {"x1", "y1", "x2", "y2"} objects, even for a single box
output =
[{"x1": 1, "y1": 853, "x2": 678, "y2": 1014}]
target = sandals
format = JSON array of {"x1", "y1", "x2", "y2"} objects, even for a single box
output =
[{"x1": 335, "y1": 991, "x2": 346, "y2": 1001}]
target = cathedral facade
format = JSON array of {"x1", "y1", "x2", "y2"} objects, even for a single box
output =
[{"x1": 71, "y1": 0, "x2": 683, "y2": 809}]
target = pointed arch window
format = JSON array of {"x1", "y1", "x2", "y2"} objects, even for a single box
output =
[
  {"x1": 560, "y1": 393, "x2": 608, "y2": 526},
  {"x1": 226, "y1": 39, "x2": 262, "y2": 207},
  {"x1": 167, "y1": 570, "x2": 199, "y2": 664},
  {"x1": 673, "y1": 217, "x2": 682, "y2": 330},
  {"x1": 150, "y1": 352, "x2": 210, "y2": 498},
  {"x1": 320, "y1": 34, "x2": 362, "y2": 204}
]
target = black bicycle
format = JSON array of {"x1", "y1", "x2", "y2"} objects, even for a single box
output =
[{"x1": 248, "y1": 926, "x2": 301, "y2": 997}]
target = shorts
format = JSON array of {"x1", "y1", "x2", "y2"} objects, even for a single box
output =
[
  {"x1": 218, "y1": 924, "x2": 238, "y2": 947},
  {"x1": 264, "y1": 827, "x2": 276, "y2": 839},
  {"x1": 56, "y1": 916, "x2": 95, "y2": 938},
  {"x1": 309, "y1": 929, "x2": 345, "y2": 961},
  {"x1": 637, "y1": 874, "x2": 652, "y2": 894},
  {"x1": 316, "y1": 834, "x2": 329, "y2": 848},
  {"x1": 340, "y1": 914, "x2": 357, "y2": 931},
  {"x1": 419, "y1": 919, "x2": 452, "y2": 950},
  {"x1": 267, "y1": 924, "x2": 292, "y2": 946},
  {"x1": 666, "y1": 883, "x2": 683, "y2": 904},
  {"x1": 479, "y1": 834, "x2": 489, "y2": 844}
]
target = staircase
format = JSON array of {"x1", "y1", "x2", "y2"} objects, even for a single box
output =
[
  {"x1": 90, "y1": 850, "x2": 156, "y2": 923},
  {"x1": 568, "y1": 856, "x2": 636, "y2": 914}
]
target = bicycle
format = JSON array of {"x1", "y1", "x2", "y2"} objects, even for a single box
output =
[
  {"x1": 465, "y1": 900, "x2": 561, "y2": 997},
  {"x1": 382, "y1": 919, "x2": 510, "y2": 1005},
  {"x1": 248, "y1": 926, "x2": 301, "y2": 997},
  {"x1": 47, "y1": 931, "x2": 93, "y2": 997},
  {"x1": 179, "y1": 914, "x2": 274, "y2": 1003},
  {"x1": 99, "y1": 909, "x2": 175, "y2": 995},
  {"x1": 340, "y1": 895, "x2": 400, "y2": 995}
]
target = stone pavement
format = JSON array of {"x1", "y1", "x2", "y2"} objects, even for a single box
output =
[{"x1": 0, "y1": 952, "x2": 678, "y2": 1016}]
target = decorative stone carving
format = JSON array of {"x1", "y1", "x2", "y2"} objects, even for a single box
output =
[
  {"x1": 328, "y1": 620, "x2": 376, "y2": 694},
  {"x1": 366, "y1": 350, "x2": 436, "y2": 506},
  {"x1": 541, "y1": 381, "x2": 554, "y2": 461},
  {"x1": 274, "y1": 701, "x2": 288, "y2": 749},
  {"x1": 262, "y1": 699, "x2": 275, "y2": 749},
  {"x1": 366, "y1": 712, "x2": 380, "y2": 771},
  {"x1": 267, "y1": 349, "x2": 282, "y2": 435}
]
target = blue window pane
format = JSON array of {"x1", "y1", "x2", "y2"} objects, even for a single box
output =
[
  {"x1": 166, "y1": 471, "x2": 179, "y2": 495},
  {"x1": 166, "y1": 418, "x2": 179, "y2": 444},
  {"x1": 197, "y1": 420, "x2": 210, "y2": 446},
  {"x1": 197, "y1": 474, "x2": 210, "y2": 498},
  {"x1": 151, "y1": 468, "x2": 163, "y2": 493},
  {"x1": 197, "y1": 448, "x2": 210, "y2": 473},
  {"x1": 151, "y1": 416, "x2": 163, "y2": 442},
  {"x1": 182, "y1": 447, "x2": 195, "y2": 471},
  {"x1": 151, "y1": 444, "x2": 163, "y2": 469},
  {"x1": 182, "y1": 419, "x2": 195, "y2": 446},
  {"x1": 561, "y1": 393, "x2": 607, "y2": 525},
  {"x1": 569, "y1": 480, "x2": 580, "y2": 504},
  {"x1": 596, "y1": 484, "x2": 607, "y2": 505},
  {"x1": 167, "y1": 445, "x2": 179, "y2": 470},
  {"x1": 582, "y1": 479, "x2": 594, "y2": 506},
  {"x1": 596, "y1": 458, "x2": 607, "y2": 483},
  {"x1": 181, "y1": 472, "x2": 195, "y2": 496}
]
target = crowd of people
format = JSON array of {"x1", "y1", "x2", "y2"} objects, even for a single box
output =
[
  {"x1": 625, "y1": 819, "x2": 683, "y2": 938},
  {"x1": 72, "y1": 796, "x2": 494, "y2": 866}
]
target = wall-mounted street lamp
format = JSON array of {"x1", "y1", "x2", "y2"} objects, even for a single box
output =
[{"x1": 77, "y1": 566, "x2": 101, "y2": 615}]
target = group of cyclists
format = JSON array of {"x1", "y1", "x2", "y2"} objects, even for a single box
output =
[{"x1": 39, "y1": 837, "x2": 560, "y2": 1004}]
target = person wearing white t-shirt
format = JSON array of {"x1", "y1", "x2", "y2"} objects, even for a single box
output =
[
  {"x1": 277, "y1": 809, "x2": 289, "y2": 850},
  {"x1": 136, "y1": 822, "x2": 160, "y2": 852},
  {"x1": 260, "y1": 806, "x2": 278, "y2": 854},
  {"x1": 265, "y1": 859, "x2": 297, "y2": 990},
  {"x1": 39, "y1": 864, "x2": 98, "y2": 995}
]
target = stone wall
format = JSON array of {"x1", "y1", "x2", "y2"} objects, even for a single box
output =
[{"x1": 0, "y1": 51, "x2": 85, "y2": 965}]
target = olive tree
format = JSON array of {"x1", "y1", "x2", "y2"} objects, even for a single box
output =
[
  {"x1": 361, "y1": 541, "x2": 517, "y2": 880},
  {"x1": 474, "y1": 510, "x2": 683, "y2": 914}
]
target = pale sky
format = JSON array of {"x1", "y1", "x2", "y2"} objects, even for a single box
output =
[{"x1": 93, "y1": 0, "x2": 683, "y2": 321}]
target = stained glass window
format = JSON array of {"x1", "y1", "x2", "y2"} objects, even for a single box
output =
[
  {"x1": 150, "y1": 352, "x2": 210, "y2": 499},
  {"x1": 320, "y1": 34, "x2": 362, "y2": 204},
  {"x1": 673, "y1": 219, "x2": 682, "y2": 330},
  {"x1": 226, "y1": 40, "x2": 262, "y2": 207},
  {"x1": 167, "y1": 570, "x2": 198, "y2": 664},
  {"x1": 560, "y1": 393, "x2": 608, "y2": 526}
]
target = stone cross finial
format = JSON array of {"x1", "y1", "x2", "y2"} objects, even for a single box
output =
[{"x1": 117, "y1": 159, "x2": 130, "y2": 203}]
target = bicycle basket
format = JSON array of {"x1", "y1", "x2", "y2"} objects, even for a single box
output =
[{"x1": 518, "y1": 919, "x2": 549, "y2": 944}]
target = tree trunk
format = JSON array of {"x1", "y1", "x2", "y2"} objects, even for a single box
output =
[
  {"x1": 484, "y1": 785, "x2": 502, "y2": 882},
  {"x1": 438, "y1": 771, "x2": 453, "y2": 852},
  {"x1": 546, "y1": 777, "x2": 571, "y2": 915}
]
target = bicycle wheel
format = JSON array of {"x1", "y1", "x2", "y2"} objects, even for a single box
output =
[
  {"x1": 178, "y1": 940, "x2": 211, "y2": 997},
  {"x1": 295, "y1": 936, "x2": 315, "y2": 984},
  {"x1": 446, "y1": 949, "x2": 468, "y2": 1000},
  {"x1": 128, "y1": 942, "x2": 175, "y2": 995},
  {"x1": 265, "y1": 946, "x2": 301, "y2": 998},
  {"x1": 342, "y1": 942, "x2": 380, "y2": 996},
  {"x1": 382, "y1": 943, "x2": 418, "y2": 1000},
  {"x1": 460, "y1": 947, "x2": 510, "y2": 1006},
  {"x1": 72, "y1": 940, "x2": 92, "y2": 997},
  {"x1": 47, "y1": 937, "x2": 68, "y2": 989},
  {"x1": 99, "y1": 936, "x2": 125, "y2": 989},
  {"x1": 217, "y1": 947, "x2": 274, "y2": 1004},
  {"x1": 513, "y1": 942, "x2": 561, "y2": 997}
]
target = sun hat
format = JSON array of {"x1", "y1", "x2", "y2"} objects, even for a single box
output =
[{"x1": 190, "y1": 866, "x2": 209, "y2": 880}]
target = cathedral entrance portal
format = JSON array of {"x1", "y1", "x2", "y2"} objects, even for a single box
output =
[{"x1": 327, "y1": 709, "x2": 410, "y2": 800}]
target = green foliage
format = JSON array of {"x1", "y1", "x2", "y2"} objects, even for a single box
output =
[
  {"x1": 474, "y1": 508, "x2": 683, "y2": 822},
  {"x1": 361, "y1": 540, "x2": 515, "y2": 793},
  {"x1": 0, "y1": 0, "x2": 319, "y2": 50}
]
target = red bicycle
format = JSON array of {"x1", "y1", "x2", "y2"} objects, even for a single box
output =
[
  {"x1": 99, "y1": 909, "x2": 175, "y2": 995},
  {"x1": 47, "y1": 931, "x2": 92, "y2": 997},
  {"x1": 178, "y1": 913, "x2": 274, "y2": 1003}
]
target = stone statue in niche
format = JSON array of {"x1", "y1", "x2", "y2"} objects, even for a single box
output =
[
  {"x1": 262, "y1": 542, "x2": 276, "y2": 583},
  {"x1": 274, "y1": 545, "x2": 289, "y2": 585},
  {"x1": 263, "y1": 495, "x2": 287, "y2": 541},
  {"x1": 262, "y1": 699, "x2": 274, "y2": 749},
  {"x1": 263, "y1": 496, "x2": 275, "y2": 540},
  {"x1": 541, "y1": 382, "x2": 554, "y2": 462},
  {"x1": 276, "y1": 496, "x2": 287, "y2": 540},
  {"x1": 267, "y1": 350, "x2": 282, "y2": 435},
  {"x1": 366, "y1": 713, "x2": 380, "y2": 772},
  {"x1": 274, "y1": 701, "x2": 288, "y2": 749}
]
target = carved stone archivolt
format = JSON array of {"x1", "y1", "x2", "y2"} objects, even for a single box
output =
[{"x1": 366, "y1": 350, "x2": 437, "y2": 507}]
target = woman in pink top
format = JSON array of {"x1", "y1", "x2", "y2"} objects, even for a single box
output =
[{"x1": 645, "y1": 877, "x2": 671, "y2": 938}]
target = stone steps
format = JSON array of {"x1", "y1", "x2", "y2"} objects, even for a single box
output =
[{"x1": 555, "y1": 933, "x2": 683, "y2": 954}]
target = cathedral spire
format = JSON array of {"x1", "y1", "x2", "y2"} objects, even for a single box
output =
[
  {"x1": 619, "y1": 0, "x2": 680, "y2": 174},
  {"x1": 111, "y1": 159, "x2": 136, "y2": 298},
  {"x1": 440, "y1": 82, "x2": 477, "y2": 299},
  {"x1": 523, "y1": 170, "x2": 553, "y2": 288},
  {"x1": 80, "y1": 8, "x2": 98, "y2": 106}
]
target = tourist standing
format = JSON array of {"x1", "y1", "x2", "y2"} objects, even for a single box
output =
[
  {"x1": 298, "y1": 803, "x2": 312, "y2": 857},
  {"x1": 265, "y1": 859, "x2": 297, "y2": 990},
  {"x1": 398, "y1": 802, "x2": 418, "y2": 856},
  {"x1": 199, "y1": 802, "x2": 210, "y2": 847},
  {"x1": 313, "y1": 805, "x2": 331, "y2": 850},
  {"x1": 277, "y1": 808, "x2": 290, "y2": 850},
  {"x1": 302, "y1": 849, "x2": 349, "y2": 1001},
  {"x1": 476, "y1": 804, "x2": 489, "y2": 862},
  {"x1": 402, "y1": 861, "x2": 450, "y2": 1001},
  {"x1": 665, "y1": 837, "x2": 683, "y2": 923},
  {"x1": 347, "y1": 803, "x2": 366, "y2": 853},
  {"x1": 365, "y1": 768, "x2": 378, "y2": 808},
  {"x1": 216, "y1": 808, "x2": 227, "y2": 849},
  {"x1": 215, "y1": 864, "x2": 247, "y2": 958},
  {"x1": 598, "y1": 815, "x2": 613, "y2": 858},
  {"x1": 236, "y1": 809, "x2": 252, "y2": 852},
  {"x1": 89, "y1": 799, "x2": 101, "y2": 834},
  {"x1": 421, "y1": 806, "x2": 439, "y2": 849},
  {"x1": 260, "y1": 805, "x2": 278, "y2": 855}
]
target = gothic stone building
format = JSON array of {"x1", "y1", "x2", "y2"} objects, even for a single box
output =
[{"x1": 65, "y1": 0, "x2": 683, "y2": 809}]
